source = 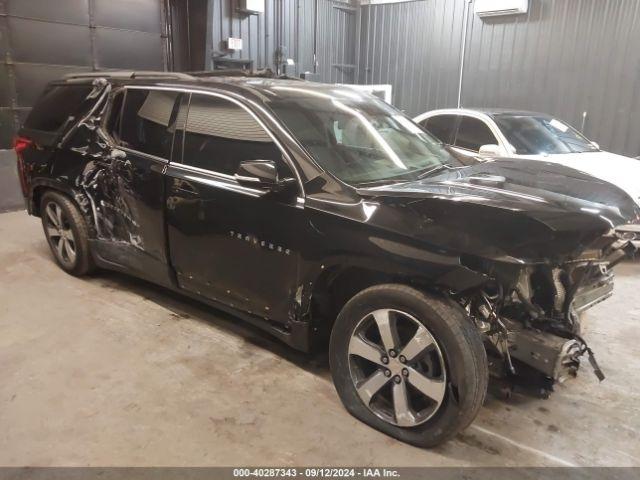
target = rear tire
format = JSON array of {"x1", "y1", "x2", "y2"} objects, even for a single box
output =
[
  {"x1": 40, "y1": 191, "x2": 95, "y2": 276},
  {"x1": 329, "y1": 284, "x2": 488, "y2": 447}
]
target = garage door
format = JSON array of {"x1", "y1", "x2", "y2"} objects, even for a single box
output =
[{"x1": 0, "y1": 0, "x2": 169, "y2": 148}]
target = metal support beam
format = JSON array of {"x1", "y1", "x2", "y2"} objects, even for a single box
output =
[{"x1": 457, "y1": 0, "x2": 472, "y2": 108}]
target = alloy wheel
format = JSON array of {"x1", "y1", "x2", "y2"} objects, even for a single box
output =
[
  {"x1": 44, "y1": 201, "x2": 77, "y2": 268},
  {"x1": 348, "y1": 308, "x2": 447, "y2": 427}
]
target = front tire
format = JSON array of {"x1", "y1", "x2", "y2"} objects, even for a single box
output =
[
  {"x1": 40, "y1": 191, "x2": 94, "y2": 276},
  {"x1": 329, "y1": 284, "x2": 488, "y2": 447}
]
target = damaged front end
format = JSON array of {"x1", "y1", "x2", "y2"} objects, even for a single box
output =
[
  {"x1": 360, "y1": 163, "x2": 640, "y2": 395},
  {"x1": 459, "y1": 236, "x2": 636, "y2": 395}
]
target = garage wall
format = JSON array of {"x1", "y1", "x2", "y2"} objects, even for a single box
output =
[
  {"x1": 358, "y1": 0, "x2": 465, "y2": 114},
  {"x1": 316, "y1": 0, "x2": 360, "y2": 83},
  {"x1": 207, "y1": 0, "x2": 305, "y2": 74},
  {"x1": 206, "y1": 0, "x2": 359, "y2": 81},
  {"x1": 358, "y1": 0, "x2": 640, "y2": 158},
  {"x1": 167, "y1": 0, "x2": 208, "y2": 72},
  {"x1": 0, "y1": 0, "x2": 364, "y2": 142},
  {"x1": 0, "y1": 0, "x2": 169, "y2": 150}
]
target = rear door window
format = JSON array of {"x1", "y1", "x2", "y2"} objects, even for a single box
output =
[
  {"x1": 420, "y1": 115, "x2": 458, "y2": 144},
  {"x1": 118, "y1": 88, "x2": 180, "y2": 160},
  {"x1": 454, "y1": 116, "x2": 498, "y2": 152},
  {"x1": 24, "y1": 84, "x2": 94, "y2": 133}
]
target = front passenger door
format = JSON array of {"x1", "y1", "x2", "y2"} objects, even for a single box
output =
[
  {"x1": 452, "y1": 116, "x2": 500, "y2": 158},
  {"x1": 165, "y1": 92, "x2": 305, "y2": 326},
  {"x1": 419, "y1": 114, "x2": 459, "y2": 144}
]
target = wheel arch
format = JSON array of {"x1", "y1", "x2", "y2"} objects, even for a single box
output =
[
  {"x1": 31, "y1": 180, "x2": 96, "y2": 238},
  {"x1": 306, "y1": 260, "x2": 447, "y2": 350}
]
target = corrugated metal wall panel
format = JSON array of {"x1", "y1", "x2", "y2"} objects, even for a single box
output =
[
  {"x1": 463, "y1": 0, "x2": 640, "y2": 157},
  {"x1": 297, "y1": 0, "x2": 316, "y2": 76},
  {"x1": 358, "y1": 0, "x2": 465, "y2": 114},
  {"x1": 4, "y1": 0, "x2": 637, "y2": 157},
  {"x1": 208, "y1": 0, "x2": 309, "y2": 75},
  {"x1": 358, "y1": 0, "x2": 640, "y2": 157},
  {"x1": 316, "y1": 0, "x2": 358, "y2": 83},
  {"x1": 207, "y1": 0, "x2": 357, "y2": 80}
]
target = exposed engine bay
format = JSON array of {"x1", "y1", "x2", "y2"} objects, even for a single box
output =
[{"x1": 459, "y1": 236, "x2": 636, "y2": 396}]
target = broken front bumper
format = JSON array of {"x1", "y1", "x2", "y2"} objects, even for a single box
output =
[
  {"x1": 508, "y1": 328, "x2": 581, "y2": 383},
  {"x1": 572, "y1": 268, "x2": 615, "y2": 313},
  {"x1": 615, "y1": 225, "x2": 640, "y2": 251},
  {"x1": 504, "y1": 265, "x2": 618, "y2": 383}
]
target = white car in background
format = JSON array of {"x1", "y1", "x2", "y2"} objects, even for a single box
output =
[{"x1": 414, "y1": 108, "x2": 640, "y2": 244}]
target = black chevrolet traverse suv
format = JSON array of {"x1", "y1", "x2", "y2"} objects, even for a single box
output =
[{"x1": 15, "y1": 70, "x2": 639, "y2": 447}]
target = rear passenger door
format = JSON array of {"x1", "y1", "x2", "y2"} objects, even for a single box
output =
[
  {"x1": 94, "y1": 87, "x2": 181, "y2": 286},
  {"x1": 165, "y1": 92, "x2": 305, "y2": 326}
]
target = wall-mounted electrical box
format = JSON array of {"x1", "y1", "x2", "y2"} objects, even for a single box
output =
[
  {"x1": 227, "y1": 37, "x2": 243, "y2": 50},
  {"x1": 474, "y1": 0, "x2": 528, "y2": 18},
  {"x1": 238, "y1": 0, "x2": 264, "y2": 14}
]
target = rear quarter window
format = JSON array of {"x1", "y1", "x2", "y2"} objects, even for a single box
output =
[{"x1": 24, "y1": 84, "x2": 94, "y2": 133}]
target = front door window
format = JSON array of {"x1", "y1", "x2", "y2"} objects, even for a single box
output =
[{"x1": 454, "y1": 117, "x2": 498, "y2": 152}]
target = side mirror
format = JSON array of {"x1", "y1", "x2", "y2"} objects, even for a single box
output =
[
  {"x1": 235, "y1": 159, "x2": 296, "y2": 192},
  {"x1": 478, "y1": 144, "x2": 502, "y2": 156}
]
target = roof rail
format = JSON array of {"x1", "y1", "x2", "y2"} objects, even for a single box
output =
[
  {"x1": 188, "y1": 68, "x2": 275, "y2": 78},
  {"x1": 187, "y1": 68, "x2": 302, "y2": 81},
  {"x1": 63, "y1": 70, "x2": 195, "y2": 81}
]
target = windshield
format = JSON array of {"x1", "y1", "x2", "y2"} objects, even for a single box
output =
[
  {"x1": 493, "y1": 114, "x2": 598, "y2": 155},
  {"x1": 266, "y1": 86, "x2": 462, "y2": 185}
]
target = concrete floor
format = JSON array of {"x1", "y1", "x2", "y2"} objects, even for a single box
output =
[{"x1": 1, "y1": 210, "x2": 639, "y2": 467}]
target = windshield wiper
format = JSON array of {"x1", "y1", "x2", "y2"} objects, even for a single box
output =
[
  {"x1": 354, "y1": 163, "x2": 455, "y2": 187},
  {"x1": 416, "y1": 164, "x2": 452, "y2": 180},
  {"x1": 354, "y1": 178, "x2": 410, "y2": 188}
]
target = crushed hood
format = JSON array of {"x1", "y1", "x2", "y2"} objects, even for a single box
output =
[{"x1": 357, "y1": 159, "x2": 640, "y2": 262}]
